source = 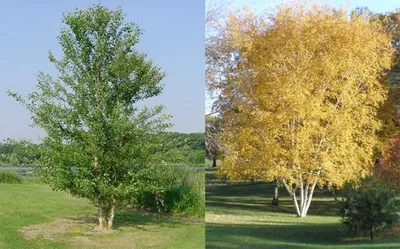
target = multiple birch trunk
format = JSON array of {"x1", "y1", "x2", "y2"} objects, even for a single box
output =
[
  {"x1": 98, "y1": 197, "x2": 116, "y2": 229},
  {"x1": 281, "y1": 178, "x2": 318, "y2": 217}
]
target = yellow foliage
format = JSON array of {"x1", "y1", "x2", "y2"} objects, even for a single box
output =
[{"x1": 219, "y1": 1, "x2": 395, "y2": 190}]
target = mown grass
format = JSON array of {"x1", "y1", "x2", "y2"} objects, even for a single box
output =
[
  {"x1": 0, "y1": 183, "x2": 204, "y2": 249},
  {"x1": 205, "y1": 168, "x2": 400, "y2": 249}
]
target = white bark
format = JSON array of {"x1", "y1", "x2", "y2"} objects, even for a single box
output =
[
  {"x1": 292, "y1": 191, "x2": 301, "y2": 216},
  {"x1": 272, "y1": 180, "x2": 279, "y2": 205},
  {"x1": 282, "y1": 178, "x2": 318, "y2": 217},
  {"x1": 98, "y1": 207, "x2": 107, "y2": 229},
  {"x1": 98, "y1": 200, "x2": 116, "y2": 230},
  {"x1": 107, "y1": 197, "x2": 116, "y2": 229}
]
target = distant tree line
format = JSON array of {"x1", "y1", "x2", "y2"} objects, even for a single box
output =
[
  {"x1": 0, "y1": 132, "x2": 204, "y2": 167},
  {"x1": 0, "y1": 139, "x2": 41, "y2": 166},
  {"x1": 151, "y1": 132, "x2": 205, "y2": 165}
]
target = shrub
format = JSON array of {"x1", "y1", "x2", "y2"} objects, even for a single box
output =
[
  {"x1": 340, "y1": 177, "x2": 399, "y2": 240},
  {"x1": 131, "y1": 165, "x2": 204, "y2": 217},
  {"x1": 187, "y1": 150, "x2": 205, "y2": 165},
  {"x1": 0, "y1": 171, "x2": 23, "y2": 184}
]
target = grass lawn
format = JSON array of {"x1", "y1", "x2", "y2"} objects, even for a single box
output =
[
  {"x1": 0, "y1": 183, "x2": 204, "y2": 249},
  {"x1": 206, "y1": 168, "x2": 400, "y2": 249}
]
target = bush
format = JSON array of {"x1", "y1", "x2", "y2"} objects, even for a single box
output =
[
  {"x1": 131, "y1": 165, "x2": 204, "y2": 217},
  {"x1": 340, "y1": 177, "x2": 399, "y2": 240},
  {"x1": 0, "y1": 171, "x2": 23, "y2": 184},
  {"x1": 187, "y1": 150, "x2": 205, "y2": 165}
]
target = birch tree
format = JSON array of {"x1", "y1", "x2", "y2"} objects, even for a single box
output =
[
  {"x1": 8, "y1": 4, "x2": 170, "y2": 229},
  {"x1": 219, "y1": 2, "x2": 394, "y2": 217}
]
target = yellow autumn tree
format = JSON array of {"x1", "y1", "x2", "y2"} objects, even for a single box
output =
[{"x1": 219, "y1": 2, "x2": 395, "y2": 217}]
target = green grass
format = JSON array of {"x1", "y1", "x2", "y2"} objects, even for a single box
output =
[
  {"x1": 205, "y1": 168, "x2": 400, "y2": 249},
  {"x1": 0, "y1": 183, "x2": 204, "y2": 249}
]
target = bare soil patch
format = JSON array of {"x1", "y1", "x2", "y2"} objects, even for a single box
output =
[{"x1": 20, "y1": 216, "x2": 171, "y2": 248}]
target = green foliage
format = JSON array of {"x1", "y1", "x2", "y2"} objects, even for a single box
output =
[
  {"x1": 131, "y1": 165, "x2": 204, "y2": 217},
  {"x1": 340, "y1": 177, "x2": 399, "y2": 240},
  {"x1": 0, "y1": 171, "x2": 23, "y2": 184},
  {"x1": 8, "y1": 4, "x2": 171, "y2": 228},
  {"x1": 187, "y1": 150, "x2": 205, "y2": 165},
  {"x1": 0, "y1": 139, "x2": 41, "y2": 166},
  {"x1": 150, "y1": 132, "x2": 205, "y2": 165}
]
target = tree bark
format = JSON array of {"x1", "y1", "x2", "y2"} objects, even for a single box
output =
[
  {"x1": 98, "y1": 197, "x2": 116, "y2": 230},
  {"x1": 282, "y1": 178, "x2": 317, "y2": 217},
  {"x1": 370, "y1": 226, "x2": 373, "y2": 240},
  {"x1": 292, "y1": 191, "x2": 302, "y2": 217},
  {"x1": 107, "y1": 198, "x2": 116, "y2": 229},
  {"x1": 331, "y1": 186, "x2": 339, "y2": 203},
  {"x1": 98, "y1": 207, "x2": 107, "y2": 229},
  {"x1": 212, "y1": 157, "x2": 217, "y2": 167},
  {"x1": 272, "y1": 179, "x2": 279, "y2": 205}
]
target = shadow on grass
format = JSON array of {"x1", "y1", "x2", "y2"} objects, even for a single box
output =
[
  {"x1": 113, "y1": 209, "x2": 184, "y2": 230},
  {"x1": 207, "y1": 181, "x2": 341, "y2": 217},
  {"x1": 206, "y1": 222, "x2": 400, "y2": 249},
  {"x1": 68, "y1": 208, "x2": 189, "y2": 231},
  {"x1": 206, "y1": 169, "x2": 400, "y2": 249}
]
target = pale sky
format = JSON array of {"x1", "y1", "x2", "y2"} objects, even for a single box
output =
[
  {"x1": 0, "y1": 0, "x2": 205, "y2": 143},
  {"x1": 232, "y1": 0, "x2": 400, "y2": 13}
]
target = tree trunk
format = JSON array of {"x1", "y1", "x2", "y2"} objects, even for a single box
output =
[
  {"x1": 282, "y1": 179, "x2": 317, "y2": 217},
  {"x1": 98, "y1": 207, "x2": 108, "y2": 229},
  {"x1": 212, "y1": 157, "x2": 217, "y2": 168},
  {"x1": 331, "y1": 187, "x2": 338, "y2": 202},
  {"x1": 212, "y1": 157, "x2": 217, "y2": 167},
  {"x1": 370, "y1": 226, "x2": 373, "y2": 240},
  {"x1": 272, "y1": 179, "x2": 279, "y2": 205},
  {"x1": 107, "y1": 205, "x2": 115, "y2": 229},
  {"x1": 107, "y1": 197, "x2": 116, "y2": 229},
  {"x1": 98, "y1": 198, "x2": 116, "y2": 230}
]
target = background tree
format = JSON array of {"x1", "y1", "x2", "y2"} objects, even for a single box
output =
[
  {"x1": 0, "y1": 139, "x2": 40, "y2": 166},
  {"x1": 9, "y1": 4, "x2": 170, "y2": 229},
  {"x1": 150, "y1": 132, "x2": 205, "y2": 165},
  {"x1": 206, "y1": 0, "x2": 242, "y2": 117},
  {"x1": 372, "y1": 9, "x2": 400, "y2": 154},
  {"x1": 218, "y1": 2, "x2": 394, "y2": 217},
  {"x1": 205, "y1": 116, "x2": 222, "y2": 167},
  {"x1": 375, "y1": 137, "x2": 400, "y2": 188},
  {"x1": 355, "y1": 7, "x2": 400, "y2": 187},
  {"x1": 340, "y1": 177, "x2": 399, "y2": 240}
]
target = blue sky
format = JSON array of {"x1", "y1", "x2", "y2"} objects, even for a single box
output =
[
  {"x1": 0, "y1": 0, "x2": 205, "y2": 142},
  {"x1": 232, "y1": 0, "x2": 400, "y2": 13}
]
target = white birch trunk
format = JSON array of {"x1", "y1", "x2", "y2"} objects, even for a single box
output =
[
  {"x1": 98, "y1": 207, "x2": 107, "y2": 229},
  {"x1": 282, "y1": 179, "x2": 317, "y2": 217},
  {"x1": 107, "y1": 196, "x2": 116, "y2": 229}
]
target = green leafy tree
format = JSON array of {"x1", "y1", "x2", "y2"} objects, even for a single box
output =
[
  {"x1": 0, "y1": 139, "x2": 40, "y2": 166},
  {"x1": 150, "y1": 132, "x2": 205, "y2": 164},
  {"x1": 340, "y1": 177, "x2": 399, "y2": 240},
  {"x1": 8, "y1": 4, "x2": 170, "y2": 229}
]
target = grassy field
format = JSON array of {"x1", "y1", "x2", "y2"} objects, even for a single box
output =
[
  {"x1": 206, "y1": 168, "x2": 400, "y2": 249},
  {"x1": 0, "y1": 183, "x2": 204, "y2": 249}
]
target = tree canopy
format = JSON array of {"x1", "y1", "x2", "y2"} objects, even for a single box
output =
[{"x1": 217, "y1": 2, "x2": 394, "y2": 217}]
